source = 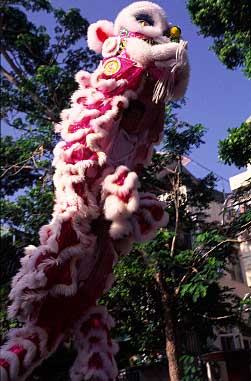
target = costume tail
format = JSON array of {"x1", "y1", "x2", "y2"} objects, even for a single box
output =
[
  {"x1": 70, "y1": 305, "x2": 119, "y2": 381},
  {"x1": 0, "y1": 227, "x2": 116, "y2": 381},
  {"x1": 0, "y1": 305, "x2": 118, "y2": 381},
  {"x1": 0, "y1": 323, "x2": 57, "y2": 381}
]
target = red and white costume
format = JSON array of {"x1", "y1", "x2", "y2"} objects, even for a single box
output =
[{"x1": 0, "y1": 2, "x2": 189, "y2": 380}]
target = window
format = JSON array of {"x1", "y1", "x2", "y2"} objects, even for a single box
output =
[
  {"x1": 228, "y1": 253, "x2": 244, "y2": 283},
  {"x1": 220, "y1": 334, "x2": 243, "y2": 351},
  {"x1": 221, "y1": 336, "x2": 235, "y2": 351},
  {"x1": 243, "y1": 339, "x2": 249, "y2": 349}
]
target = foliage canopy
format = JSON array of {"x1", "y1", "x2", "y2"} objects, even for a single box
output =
[
  {"x1": 187, "y1": 0, "x2": 251, "y2": 78},
  {"x1": 218, "y1": 121, "x2": 251, "y2": 168}
]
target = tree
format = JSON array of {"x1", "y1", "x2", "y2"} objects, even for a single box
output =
[
  {"x1": 103, "y1": 106, "x2": 250, "y2": 380},
  {"x1": 218, "y1": 118, "x2": 251, "y2": 168},
  {"x1": 187, "y1": 0, "x2": 251, "y2": 78},
  {"x1": 187, "y1": 0, "x2": 251, "y2": 178},
  {"x1": 0, "y1": 0, "x2": 98, "y2": 264}
]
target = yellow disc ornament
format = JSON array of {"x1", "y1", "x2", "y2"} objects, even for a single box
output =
[{"x1": 103, "y1": 58, "x2": 121, "y2": 76}]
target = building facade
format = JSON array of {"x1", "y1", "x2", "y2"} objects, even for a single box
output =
[{"x1": 205, "y1": 165, "x2": 251, "y2": 381}]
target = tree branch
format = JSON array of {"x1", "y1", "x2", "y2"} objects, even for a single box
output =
[
  {"x1": 175, "y1": 236, "x2": 251, "y2": 296},
  {"x1": 170, "y1": 160, "x2": 181, "y2": 257},
  {"x1": 236, "y1": 220, "x2": 251, "y2": 236},
  {"x1": 198, "y1": 237, "x2": 251, "y2": 264},
  {"x1": 195, "y1": 313, "x2": 236, "y2": 321},
  {"x1": 1, "y1": 47, "x2": 24, "y2": 77},
  {"x1": 1, "y1": 48, "x2": 59, "y2": 122},
  {"x1": 1, "y1": 65, "x2": 18, "y2": 85},
  {"x1": 1, "y1": 146, "x2": 44, "y2": 178}
]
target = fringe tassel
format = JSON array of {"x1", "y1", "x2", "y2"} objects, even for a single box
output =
[{"x1": 152, "y1": 40, "x2": 188, "y2": 104}]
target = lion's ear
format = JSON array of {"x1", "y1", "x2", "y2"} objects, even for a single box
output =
[{"x1": 87, "y1": 20, "x2": 114, "y2": 53}]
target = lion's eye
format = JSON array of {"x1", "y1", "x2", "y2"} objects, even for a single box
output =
[
  {"x1": 135, "y1": 13, "x2": 154, "y2": 27},
  {"x1": 138, "y1": 20, "x2": 150, "y2": 27}
]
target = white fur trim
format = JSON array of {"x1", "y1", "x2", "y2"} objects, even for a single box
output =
[
  {"x1": 102, "y1": 36, "x2": 121, "y2": 58},
  {"x1": 126, "y1": 37, "x2": 152, "y2": 66},
  {"x1": 88, "y1": 20, "x2": 114, "y2": 53},
  {"x1": 109, "y1": 219, "x2": 132, "y2": 240},
  {"x1": 104, "y1": 195, "x2": 128, "y2": 220},
  {"x1": 77, "y1": 305, "x2": 115, "y2": 329},
  {"x1": 75, "y1": 70, "x2": 91, "y2": 88},
  {"x1": 3, "y1": 338, "x2": 37, "y2": 368},
  {"x1": 9, "y1": 324, "x2": 49, "y2": 356},
  {"x1": 0, "y1": 350, "x2": 20, "y2": 381},
  {"x1": 49, "y1": 255, "x2": 79, "y2": 297},
  {"x1": 114, "y1": 1, "x2": 168, "y2": 37},
  {"x1": 102, "y1": 166, "x2": 138, "y2": 197},
  {"x1": 71, "y1": 88, "x2": 104, "y2": 106}
]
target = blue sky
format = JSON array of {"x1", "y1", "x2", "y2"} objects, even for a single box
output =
[{"x1": 10, "y1": 1, "x2": 251, "y2": 191}]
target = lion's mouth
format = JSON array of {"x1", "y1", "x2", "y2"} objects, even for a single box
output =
[{"x1": 142, "y1": 38, "x2": 158, "y2": 45}]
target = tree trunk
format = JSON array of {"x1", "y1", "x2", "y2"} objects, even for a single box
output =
[
  {"x1": 164, "y1": 301, "x2": 181, "y2": 381},
  {"x1": 156, "y1": 272, "x2": 181, "y2": 381}
]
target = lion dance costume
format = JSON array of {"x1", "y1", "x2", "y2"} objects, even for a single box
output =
[{"x1": 0, "y1": 2, "x2": 189, "y2": 380}]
